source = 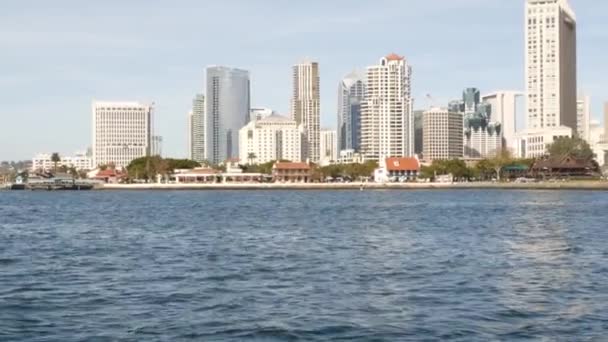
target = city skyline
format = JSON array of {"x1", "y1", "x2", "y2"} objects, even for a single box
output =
[{"x1": 1, "y1": 0, "x2": 607, "y2": 160}]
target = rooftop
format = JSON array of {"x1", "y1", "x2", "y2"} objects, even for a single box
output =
[{"x1": 385, "y1": 157, "x2": 420, "y2": 171}]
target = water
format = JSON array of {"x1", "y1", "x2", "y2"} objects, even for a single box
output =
[{"x1": 1, "y1": 190, "x2": 607, "y2": 341}]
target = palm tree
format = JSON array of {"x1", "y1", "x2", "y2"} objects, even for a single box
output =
[
  {"x1": 247, "y1": 152, "x2": 257, "y2": 165},
  {"x1": 50, "y1": 153, "x2": 61, "y2": 174}
]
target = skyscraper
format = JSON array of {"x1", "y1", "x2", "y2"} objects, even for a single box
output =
[
  {"x1": 319, "y1": 129, "x2": 338, "y2": 166},
  {"x1": 205, "y1": 66, "x2": 250, "y2": 165},
  {"x1": 482, "y1": 91, "x2": 523, "y2": 151},
  {"x1": 460, "y1": 88, "x2": 502, "y2": 158},
  {"x1": 338, "y1": 71, "x2": 366, "y2": 153},
  {"x1": 92, "y1": 101, "x2": 153, "y2": 168},
  {"x1": 525, "y1": 0, "x2": 577, "y2": 131},
  {"x1": 423, "y1": 108, "x2": 463, "y2": 161},
  {"x1": 291, "y1": 61, "x2": 320, "y2": 162},
  {"x1": 190, "y1": 94, "x2": 205, "y2": 163},
  {"x1": 361, "y1": 54, "x2": 414, "y2": 161}
]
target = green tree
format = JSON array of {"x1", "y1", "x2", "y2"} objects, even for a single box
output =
[
  {"x1": 247, "y1": 153, "x2": 257, "y2": 165},
  {"x1": 547, "y1": 136, "x2": 594, "y2": 161},
  {"x1": 50, "y1": 153, "x2": 61, "y2": 173},
  {"x1": 488, "y1": 149, "x2": 513, "y2": 181}
]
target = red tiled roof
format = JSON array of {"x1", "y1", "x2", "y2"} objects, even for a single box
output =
[
  {"x1": 385, "y1": 157, "x2": 419, "y2": 172},
  {"x1": 385, "y1": 53, "x2": 404, "y2": 61},
  {"x1": 273, "y1": 162, "x2": 311, "y2": 170}
]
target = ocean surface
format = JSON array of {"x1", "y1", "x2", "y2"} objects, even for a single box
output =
[{"x1": 1, "y1": 190, "x2": 607, "y2": 341}]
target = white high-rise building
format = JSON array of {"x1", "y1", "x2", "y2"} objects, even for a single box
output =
[
  {"x1": 92, "y1": 101, "x2": 153, "y2": 168},
  {"x1": 206, "y1": 66, "x2": 250, "y2": 165},
  {"x1": 319, "y1": 129, "x2": 338, "y2": 166},
  {"x1": 291, "y1": 61, "x2": 320, "y2": 162},
  {"x1": 338, "y1": 71, "x2": 366, "y2": 153},
  {"x1": 190, "y1": 94, "x2": 205, "y2": 162},
  {"x1": 482, "y1": 91, "x2": 524, "y2": 151},
  {"x1": 576, "y1": 96, "x2": 591, "y2": 141},
  {"x1": 239, "y1": 114, "x2": 302, "y2": 165},
  {"x1": 461, "y1": 88, "x2": 503, "y2": 159},
  {"x1": 151, "y1": 136, "x2": 163, "y2": 157},
  {"x1": 361, "y1": 54, "x2": 414, "y2": 161},
  {"x1": 423, "y1": 108, "x2": 464, "y2": 161},
  {"x1": 525, "y1": 0, "x2": 577, "y2": 131}
]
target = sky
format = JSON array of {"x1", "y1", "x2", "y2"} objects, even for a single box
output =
[{"x1": 1, "y1": 0, "x2": 606, "y2": 161}]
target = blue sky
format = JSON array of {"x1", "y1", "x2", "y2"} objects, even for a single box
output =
[{"x1": 1, "y1": 0, "x2": 606, "y2": 160}]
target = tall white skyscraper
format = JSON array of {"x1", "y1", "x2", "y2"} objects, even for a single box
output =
[
  {"x1": 525, "y1": 0, "x2": 577, "y2": 131},
  {"x1": 205, "y1": 66, "x2": 250, "y2": 165},
  {"x1": 482, "y1": 91, "x2": 524, "y2": 151},
  {"x1": 190, "y1": 94, "x2": 205, "y2": 162},
  {"x1": 576, "y1": 95, "x2": 591, "y2": 141},
  {"x1": 338, "y1": 71, "x2": 366, "y2": 153},
  {"x1": 92, "y1": 101, "x2": 153, "y2": 168},
  {"x1": 291, "y1": 61, "x2": 320, "y2": 162},
  {"x1": 361, "y1": 54, "x2": 414, "y2": 161},
  {"x1": 319, "y1": 129, "x2": 338, "y2": 166}
]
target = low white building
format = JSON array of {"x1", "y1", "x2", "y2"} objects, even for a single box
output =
[
  {"x1": 337, "y1": 149, "x2": 365, "y2": 164},
  {"x1": 32, "y1": 152, "x2": 93, "y2": 171},
  {"x1": 238, "y1": 114, "x2": 302, "y2": 164},
  {"x1": 513, "y1": 126, "x2": 573, "y2": 159}
]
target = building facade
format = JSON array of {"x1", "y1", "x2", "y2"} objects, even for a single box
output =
[
  {"x1": 525, "y1": 0, "x2": 577, "y2": 131},
  {"x1": 361, "y1": 54, "x2": 414, "y2": 161},
  {"x1": 32, "y1": 152, "x2": 93, "y2": 171},
  {"x1": 250, "y1": 107, "x2": 275, "y2": 122},
  {"x1": 291, "y1": 61, "x2": 320, "y2": 162},
  {"x1": 514, "y1": 126, "x2": 572, "y2": 158},
  {"x1": 92, "y1": 101, "x2": 152, "y2": 168},
  {"x1": 576, "y1": 96, "x2": 591, "y2": 141},
  {"x1": 414, "y1": 110, "x2": 424, "y2": 155},
  {"x1": 190, "y1": 94, "x2": 206, "y2": 163},
  {"x1": 205, "y1": 66, "x2": 250, "y2": 165},
  {"x1": 151, "y1": 135, "x2": 163, "y2": 157},
  {"x1": 482, "y1": 91, "x2": 523, "y2": 151},
  {"x1": 319, "y1": 129, "x2": 338, "y2": 166},
  {"x1": 238, "y1": 114, "x2": 302, "y2": 165},
  {"x1": 337, "y1": 71, "x2": 366, "y2": 153},
  {"x1": 423, "y1": 108, "x2": 463, "y2": 161}
]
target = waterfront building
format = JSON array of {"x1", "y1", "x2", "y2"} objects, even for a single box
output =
[
  {"x1": 456, "y1": 88, "x2": 503, "y2": 159},
  {"x1": 337, "y1": 149, "x2": 365, "y2": 164},
  {"x1": 205, "y1": 66, "x2": 250, "y2": 165},
  {"x1": 319, "y1": 129, "x2": 338, "y2": 166},
  {"x1": 92, "y1": 101, "x2": 153, "y2": 168},
  {"x1": 238, "y1": 114, "x2": 302, "y2": 165},
  {"x1": 482, "y1": 91, "x2": 523, "y2": 150},
  {"x1": 291, "y1": 61, "x2": 320, "y2": 162},
  {"x1": 423, "y1": 108, "x2": 463, "y2": 161},
  {"x1": 272, "y1": 162, "x2": 312, "y2": 183},
  {"x1": 338, "y1": 71, "x2": 366, "y2": 152},
  {"x1": 250, "y1": 108, "x2": 275, "y2": 122},
  {"x1": 576, "y1": 96, "x2": 591, "y2": 141},
  {"x1": 513, "y1": 126, "x2": 572, "y2": 158},
  {"x1": 190, "y1": 94, "x2": 206, "y2": 163},
  {"x1": 373, "y1": 157, "x2": 420, "y2": 183},
  {"x1": 525, "y1": 0, "x2": 577, "y2": 131},
  {"x1": 361, "y1": 54, "x2": 414, "y2": 161},
  {"x1": 32, "y1": 152, "x2": 93, "y2": 171}
]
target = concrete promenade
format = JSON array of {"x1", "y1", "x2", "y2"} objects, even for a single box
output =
[{"x1": 100, "y1": 181, "x2": 608, "y2": 191}]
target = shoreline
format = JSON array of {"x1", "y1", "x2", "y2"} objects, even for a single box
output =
[{"x1": 98, "y1": 181, "x2": 608, "y2": 191}]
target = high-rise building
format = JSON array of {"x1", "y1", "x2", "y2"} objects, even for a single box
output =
[
  {"x1": 319, "y1": 129, "x2": 338, "y2": 166},
  {"x1": 482, "y1": 91, "x2": 523, "y2": 151},
  {"x1": 361, "y1": 54, "x2": 414, "y2": 161},
  {"x1": 414, "y1": 110, "x2": 424, "y2": 155},
  {"x1": 190, "y1": 94, "x2": 205, "y2": 162},
  {"x1": 239, "y1": 114, "x2": 302, "y2": 165},
  {"x1": 459, "y1": 88, "x2": 502, "y2": 159},
  {"x1": 291, "y1": 61, "x2": 320, "y2": 162},
  {"x1": 338, "y1": 71, "x2": 366, "y2": 153},
  {"x1": 205, "y1": 66, "x2": 250, "y2": 164},
  {"x1": 423, "y1": 108, "x2": 463, "y2": 161},
  {"x1": 187, "y1": 111, "x2": 193, "y2": 159},
  {"x1": 151, "y1": 136, "x2": 163, "y2": 157},
  {"x1": 525, "y1": 0, "x2": 577, "y2": 131},
  {"x1": 576, "y1": 96, "x2": 591, "y2": 141},
  {"x1": 92, "y1": 101, "x2": 153, "y2": 168}
]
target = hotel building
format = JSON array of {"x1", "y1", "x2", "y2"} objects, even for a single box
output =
[
  {"x1": 291, "y1": 61, "x2": 320, "y2": 162},
  {"x1": 238, "y1": 114, "x2": 302, "y2": 165}
]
